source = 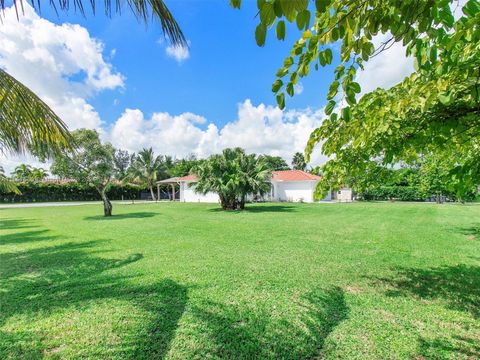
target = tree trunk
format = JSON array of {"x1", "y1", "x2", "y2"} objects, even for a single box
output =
[
  {"x1": 149, "y1": 186, "x2": 156, "y2": 201},
  {"x1": 239, "y1": 194, "x2": 246, "y2": 210},
  {"x1": 100, "y1": 189, "x2": 112, "y2": 216}
]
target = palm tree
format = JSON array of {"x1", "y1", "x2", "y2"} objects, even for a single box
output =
[
  {"x1": 30, "y1": 167, "x2": 48, "y2": 181},
  {"x1": 12, "y1": 164, "x2": 32, "y2": 181},
  {"x1": 128, "y1": 148, "x2": 164, "y2": 201},
  {"x1": 1, "y1": 0, "x2": 185, "y2": 159},
  {"x1": 292, "y1": 152, "x2": 307, "y2": 171},
  {"x1": 0, "y1": 166, "x2": 20, "y2": 194},
  {"x1": 194, "y1": 148, "x2": 271, "y2": 210}
]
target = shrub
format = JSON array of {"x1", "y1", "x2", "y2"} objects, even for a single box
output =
[{"x1": 0, "y1": 182, "x2": 146, "y2": 203}]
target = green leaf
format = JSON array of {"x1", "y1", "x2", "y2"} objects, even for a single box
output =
[
  {"x1": 283, "y1": 56, "x2": 294, "y2": 67},
  {"x1": 276, "y1": 92, "x2": 286, "y2": 109},
  {"x1": 276, "y1": 67, "x2": 289, "y2": 77},
  {"x1": 230, "y1": 0, "x2": 241, "y2": 9},
  {"x1": 315, "y1": 0, "x2": 330, "y2": 12},
  {"x1": 272, "y1": 79, "x2": 283, "y2": 93},
  {"x1": 350, "y1": 82, "x2": 361, "y2": 94},
  {"x1": 286, "y1": 82, "x2": 294, "y2": 96},
  {"x1": 294, "y1": 0, "x2": 309, "y2": 12},
  {"x1": 276, "y1": 20, "x2": 286, "y2": 40},
  {"x1": 438, "y1": 93, "x2": 452, "y2": 105},
  {"x1": 260, "y1": 2, "x2": 276, "y2": 25},
  {"x1": 255, "y1": 24, "x2": 267, "y2": 46},
  {"x1": 290, "y1": 72, "x2": 298, "y2": 84},
  {"x1": 280, "y1": 0, "x2": 296, "y2": 22},
  {"x1": 327, "y1": 80, "x2": 339, "y2": 99},
  {"x1": 324, "y1": 48, "x2": 333, "y2": 64},
  {"x1": 342, "y1": 107, "x2": 351, "y2": 121},
  {"x1": 325, "y1": 100, "x2": 336, "y2": 115}
]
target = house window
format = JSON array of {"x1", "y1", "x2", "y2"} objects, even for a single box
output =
[{"x1": 338, "y1": 190, "x2": 342, "y2": 194}]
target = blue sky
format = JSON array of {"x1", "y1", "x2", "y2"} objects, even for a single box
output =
[
  {"x1": 0, "y1": 1, "x2": 412, "y2": 172},
  {"x1": 36, "y1": 0, "x2": 333, "y2": 127}
]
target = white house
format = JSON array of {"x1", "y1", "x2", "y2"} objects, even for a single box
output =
[{"x1": 176, "y1": 170, "x2": 352, "y2": 203}]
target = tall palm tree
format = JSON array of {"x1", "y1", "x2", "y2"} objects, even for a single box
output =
[
  {"x1": 128, "y1": 148, "x2": 164, "y2": 201},
  {"x1": 1, "y1": 0, "x2": 185, "y2": 159}
]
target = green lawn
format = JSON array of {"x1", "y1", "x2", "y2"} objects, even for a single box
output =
[{"x1": 0, "y1": 202, "x2": 479, "y2": 359}]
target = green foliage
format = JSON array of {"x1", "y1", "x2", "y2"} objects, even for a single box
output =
[
  {"x1": 236, "y1": 0, "x2": 480, "y2": 198},
  {"x1": 258, "y1": 154, "x2": 290, "y2": 171},
  {"x1": 360, "y1": 186, "x2": 425, "y2": 202},
  {"x1": 168, "y1": 155, "x2": 204, "y2": 177},
  {"x1": 0, "y1": 166, "x2": 20, "y2": 195},
  {"x1": 291, "y1": 152, "x2": 307, "y2": 170},
  {"x1": 0, "y1": 181, "x2": 144, "y2": 203},
  {"x1": 127, "y1": 148, "x2": 164, "y2": 201},
  {"x1": 11, "y1": 164, "x2": 48, "y2": 182},
  {"x1": 51, "y1": 129, "x2": 116, "y2": 216},
  {"x1": 194, "y1": 148, "x2": 271, "y2": 210}
]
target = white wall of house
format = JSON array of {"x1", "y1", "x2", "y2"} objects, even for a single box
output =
[
  {"x1": 272, "y1": 181, "x2": 318, "y2": 203},
  {"x1": 180, "y1": 181, "x2": 219, "y2": 203}
]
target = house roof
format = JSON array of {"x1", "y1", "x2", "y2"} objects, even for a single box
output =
[
  {"x1": 157, "y1": 177, "x2": 180, "y2": 184},
  {"x1": 177, "y1": 170, "x2": 320, "y2": 182},
  {"x1": 177, "y1": 174, "x2": 198, "y2": 182},
  {"x1": 271, "y1": 170, "x2": 321, "y2": 181}
]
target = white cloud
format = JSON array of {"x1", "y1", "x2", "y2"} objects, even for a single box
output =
[
  {"x1": 0, "y1": 4, "x2": 124, "y2": 131},
  {"x1": 294, "y1": 82, "x2": 304, "y2": 95},
  {"x1": 108, "y1": 99, "x2": 327, "y2": 166},
  {"x1": 165, "y1": 45, "x2": 190, "y2": 63},
  {"x1": 355, "y1": 33, "x2": 414, "y2": 95}
]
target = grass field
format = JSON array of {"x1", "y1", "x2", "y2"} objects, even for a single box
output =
[{"x1": 0, "y1": 202, "x2": 479, "y2": 359}]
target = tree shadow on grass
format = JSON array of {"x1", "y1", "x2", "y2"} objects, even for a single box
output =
[
  {"x1": 374, "y1": 264, "x2": 480, "y2": 319},
  {"x1": 0, "y1": 235, "x2": 187, "y2": 359},
  {"x1": 0, "y1": 218, "x2": 37, "y2": 231},
  {"x1": 208, "y1": 205, "x2": 298, "y2": 213},
  {"x1": 189, "y1": 287, "x2": 348, "y2": 359},
  {"x1": 0, "y1": 229, "x2": 61, "y2": 246},
  {"x1": 418, "y1": 335, "x2": 480, "y2": 359},
  {"x1": 83, "y1": 212, "x2": 157, "y2": 221},
  {"x1": 456, "y1": 225, "x2": 480, "y2": 241}
]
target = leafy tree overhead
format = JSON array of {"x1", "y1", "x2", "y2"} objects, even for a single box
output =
[
  {"x1": 194, "y1": 148, "x2": 271, "y2": 210},
  {"x1": 128, "y1": 148, "x2": 164, "y2": 201},
  {"x1": 1, "y1": 0, "x2": 185, "y2": 167},
  {"x1": 292, "y1": 152, "x2": 307, "y2": 171},
  {"x1": 233, "y1": 0, "x2": 480, "y2": 199},
  {"x1": 259, "y1": 155, "x2": 290, "y2": 171},
  {"x1": 51, "y1": 129, "x2": 116, "y2": 216}
]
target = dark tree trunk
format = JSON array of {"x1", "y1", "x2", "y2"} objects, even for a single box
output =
[
  {"x1": 100, "y1": 189, "x2": 112, "y2": 216},
  {"x1": 239, "y1": 194, "x2": 246, "y2": 210}
]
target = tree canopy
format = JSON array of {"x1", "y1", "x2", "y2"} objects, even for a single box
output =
[
  {"x1": 232, "y1": 0, "x2": 480, "y2": 199},
  {"x1": 51, "y1": 129, "x2": 116, "y2": 216}
]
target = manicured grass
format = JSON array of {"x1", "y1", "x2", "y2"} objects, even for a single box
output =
[{"x1": 0, "y1": 202, "x2": 479, "y2": 359}]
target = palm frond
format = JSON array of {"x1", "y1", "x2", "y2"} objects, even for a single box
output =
[
  {"x1": 0, "y1": 69, "x2": 72, "y2": 155},
  {"x1": 6, "y1": 0, "x2": 187, "y2": 47},
  {"x1": 0, "y1": 166, "x2": 21, "y2": 194}
]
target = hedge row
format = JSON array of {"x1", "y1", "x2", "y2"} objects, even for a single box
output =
[
  {"x1": 358, "y1": 186, "x2": 426, "y2": 201},
  {"x1": 0, "y1": 182, "x2": 147, "y2": 203}
]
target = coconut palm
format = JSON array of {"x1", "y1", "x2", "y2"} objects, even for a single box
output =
[
  {"x1": 11, "y1": 164, "x2": 32, "y2": 181},
  {"x1": 1, "y1": 0, "x2": 185, "y2": 156},
  {"x1": 30, "y1": 167, "x2": 48, "y2": 181},
  {"x1": 128, "y1": 148, "x2": 164, "y2": 201}
]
